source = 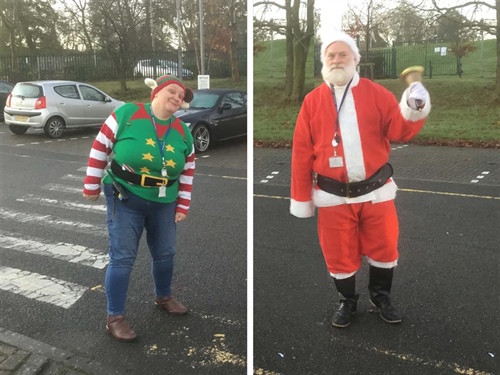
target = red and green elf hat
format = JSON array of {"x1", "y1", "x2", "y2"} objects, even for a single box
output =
[{"x1": 145, "y1": 75, "x2": 194, "y2": 109}]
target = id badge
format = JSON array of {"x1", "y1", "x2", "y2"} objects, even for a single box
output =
[
  {"x1": 329, "y1": 156, "x2": 344, "y2": 168},
  {"x1": 158, "y1": 185, "x2": 166, "y2": 197}
]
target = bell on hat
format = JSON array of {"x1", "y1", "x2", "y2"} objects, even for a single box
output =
[{"x1": 145, "y1": 75, "x2": 194, "y2": 109}]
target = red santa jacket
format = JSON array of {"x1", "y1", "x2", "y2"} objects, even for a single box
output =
[{"x1": 290, "y1": 73, "x2": 430, "y2": 218}]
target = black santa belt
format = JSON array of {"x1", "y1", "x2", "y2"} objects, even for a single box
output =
[
  {"x1": 111, "y1": 160, "x2": 177, "y2": 187},
  {"x1": 316, "y1": 163, "x2": 393, "y2": 198}
]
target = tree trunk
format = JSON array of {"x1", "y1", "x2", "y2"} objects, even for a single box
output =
[
  {"x1": 284, "y1": 0, "x2": 293, "y2": 97},
  {"x1": 230, "y1": 39, "x2": 240, "y2": 81},
  {"x1": 496, "y1": 1, "x2": 500, "y2": 99}
]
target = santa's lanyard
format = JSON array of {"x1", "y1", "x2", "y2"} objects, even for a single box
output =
[
  {"x1": 150, "y1": 107, "x2": 172, "y2": 177},
  {"x1": 330, "y1": 79, "x2": 353, "y2": 156}
]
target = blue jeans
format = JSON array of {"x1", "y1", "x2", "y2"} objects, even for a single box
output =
[{"x1": 104, "y1": 184, "x2": 176, "y2": 316}]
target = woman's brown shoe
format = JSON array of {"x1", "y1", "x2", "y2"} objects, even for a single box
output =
[
  {"x1": 106, "y1": 315, "x2": 137, "y2": 342},
  {"x1": 154, "y1": 296, "x2": 188, "y2": 315}
]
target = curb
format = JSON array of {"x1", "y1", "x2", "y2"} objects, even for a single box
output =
[{"x1": 0, "y1": 328, "x2": 122, "y2": 375}]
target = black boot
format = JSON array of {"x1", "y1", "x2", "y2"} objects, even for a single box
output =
[
  {"x1": 368, "y1": 266, "x2": 402, "y2": 324},
  {"x1": 332, "y1": 275, "x2": 358, "y2": 328}
]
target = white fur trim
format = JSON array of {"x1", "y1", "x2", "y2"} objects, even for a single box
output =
[
  {"x1": 290, "y1": 199, "x2": 315, "y2": 218},
  {"x1": 144, "y1": 78, "x2": 157, "y2": 89},
  {"x1": 335, "y1": 85, "x2": 365, "y2": 182},
  {"x1": 330, "y1": 271, "x2": 357, "y2": 279},
  {"x1": 180, "y1": 102, "x2": 190, "y2": 109},
  {"x1": 321, "y1": 32, "x2": 361, "y2": 65},
  {"x1": 313, "y1": 180, "x2": 398, "y2": 206},
  {"x1": 366, "y1": 256, "x2": 398, "y2": 268},
  {"x1": 400, "y1": 87, "x2": 431, "y2": 121}
]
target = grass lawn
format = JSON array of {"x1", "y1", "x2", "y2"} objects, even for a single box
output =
[{"x1": 254, "y1": 39, "x2": 499, "y2": 147}]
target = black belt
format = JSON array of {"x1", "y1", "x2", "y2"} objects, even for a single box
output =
[
  {"x1": 111, "y1": 159, "x2": 177, "y2": 187},
  {"x1": 316, "y1": 163, "x2": 393, "y2": 198}
]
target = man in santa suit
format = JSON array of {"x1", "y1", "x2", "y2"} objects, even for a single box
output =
[{"x1": 290, "y1": 32, "x2": 430, "y2": 328}]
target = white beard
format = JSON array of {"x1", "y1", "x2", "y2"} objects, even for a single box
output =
[{"x1": 322, "y1": 62, "x2": 356, "y2": 86}]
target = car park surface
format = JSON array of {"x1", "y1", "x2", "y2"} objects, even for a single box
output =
[
  {"x1": 3, "y1": 80, "x2": 123, "y2": 138},
  {"x1": 175, "y1": 88, "x2": 247, "y2": 153}
]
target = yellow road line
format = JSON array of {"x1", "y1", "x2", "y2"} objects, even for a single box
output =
[
  {"x1": 254, "y1": 189, "x2": 500, "y2": 201},
  {"x1": 196, "y1": 173, "x2": 246, "y2": 180}
]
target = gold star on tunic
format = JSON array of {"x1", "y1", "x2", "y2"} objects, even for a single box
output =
[
  {"x1": 165, "y1": 159, "x2": 176, "y2": 168},
  {"x1": 146, "y1": 138, "x2": 156, "y2": 147},
  {"x1": 140, "y1": 167, "x2": 150, "y2": 174},
  {"x1": 165, "y1": 144, "x2": 175, "y2": 153},
  {"x1": 142, "y1": 153, "x2": 154, "y2": 161}
]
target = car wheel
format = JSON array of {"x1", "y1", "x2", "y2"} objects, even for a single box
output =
[
  {"x1": 8, "y1": 125, "x2": 28, "y2": 135},
  {"x1": 44, "y1": 117, "x2": 65, "y2": 138},
  {"x1": 193, "y1": 124, "x2": 210, "y2": 153}
]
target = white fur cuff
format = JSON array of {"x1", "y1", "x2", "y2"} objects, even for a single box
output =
[
  {"x1": 290, "y1": 199, "x2": 315, "y2": 218},
  {"x1": 400, "y1": 88, "x2": 431, "y2": 121}
]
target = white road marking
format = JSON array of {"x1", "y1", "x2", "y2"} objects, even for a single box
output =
[
  {"x1": 0, "y1": 266, "x2": 88, "y2": 309},
  {"x1": 17, "y1": 195, "x2": 106, "y2": 213},
  {"x1": 0, "y1": 207, "x2": 106, "y2": 236},
  {"x1": 0, "y1": 232, "x2": 108, "y2": 269},
  {"x1": 41, "y1": 183, "x2": 82, "y2": 194},
  {"x1": 471, "y1": 170, "x2": 491, "y2": 183},
  {"x1": 61, "y1": 174, "x2": 84, "y2": 182}
]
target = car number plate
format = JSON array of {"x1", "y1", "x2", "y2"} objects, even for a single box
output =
[{"x1": 14, "y1": 115, "x2": 29, "y2": 122}]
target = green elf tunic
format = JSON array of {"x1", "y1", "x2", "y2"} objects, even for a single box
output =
[{"x1": 83, "y1": 102, "x2": 195, "y2": 214}]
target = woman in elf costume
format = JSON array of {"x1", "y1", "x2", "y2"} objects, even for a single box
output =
[{"x1": 83, "y1": 75, "x2": 195, "y2": 341}]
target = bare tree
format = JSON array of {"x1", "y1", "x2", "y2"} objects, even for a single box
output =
[
  {"x1": 89, "y1": 0, "x2": 146, "y2": 93},
  {"x1": 254, "y1": 0, "x2": 315, "y2": 102},
  {"x1": 58, "y1": 0, "x2": 95, "y2": 51}
]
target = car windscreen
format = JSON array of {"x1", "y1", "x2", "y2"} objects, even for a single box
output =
[
  {"x1": 189, "y1": 93, "x2": 219, "y2": 109},
  {"x1": 12, "y1": 84, "x2": 43, "y2": 98}
]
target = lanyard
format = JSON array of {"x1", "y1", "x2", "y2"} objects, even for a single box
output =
[
  {"x1": 149, "y1": 106, "x2": 172, "y2": 172},
  {"x1": 331, "y1": 78, "x2": 353, "y2": 148}
]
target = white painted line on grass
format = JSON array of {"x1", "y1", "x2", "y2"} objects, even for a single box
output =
[
  {"x1": 0, "y1": 266, "x2": 88, "y2": 309},
  {"x1": 0, "y1": 232, "x2": 108, "y2": 269}
]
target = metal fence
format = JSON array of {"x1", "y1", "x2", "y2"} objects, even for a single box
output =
[
  {"x1": 315, "y1": 40, "x2": 460, "y2": 79},
  {"x1": 0, "y1": 48, "x2": 247, "y2": 83}
]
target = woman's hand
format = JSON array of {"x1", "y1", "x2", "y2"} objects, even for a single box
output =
[
  {"x1": 175, "y1": 212, "x2": 187, "y2": 222},
  {"x1": 83, "y1": 193, "x2": 100, "y2": 201}
]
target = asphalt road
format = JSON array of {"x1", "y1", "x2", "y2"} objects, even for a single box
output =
[
  {"x1": 253, "y1": 146, "x2": 499, "y2": 375},
  {"x1": 0, "y1": 123, "x2": 248, "y2": 374}
]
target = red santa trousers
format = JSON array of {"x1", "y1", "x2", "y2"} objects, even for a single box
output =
[{"x1": 317, "y1": 200, "x2": 399, "y2": 276}]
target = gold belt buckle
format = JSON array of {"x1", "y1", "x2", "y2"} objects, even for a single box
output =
[{"x1": 140, "y1": 174, "x2": 168, "y2": 187}]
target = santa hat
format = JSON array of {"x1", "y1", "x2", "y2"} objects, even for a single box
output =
[
  {"x1": 144, "y1": 75, "x2": 194, "y2": 109},
  {"x1": 321, "y1": 32, "x2": 361, "y2": 65}
]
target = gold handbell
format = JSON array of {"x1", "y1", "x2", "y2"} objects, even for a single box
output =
[{"x1": 400, "y1": 65, "x2": 424, "y2": 86}]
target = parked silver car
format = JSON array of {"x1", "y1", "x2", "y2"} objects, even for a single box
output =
[
  {"x1": 3, "y1": 80, "x2": 124, "y2": 138},
  {"x1": 134, "y1": 59, "x2": 194, "y2": 79}
]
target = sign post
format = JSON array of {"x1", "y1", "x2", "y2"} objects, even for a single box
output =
[{"x1": 198, "y1": 75, "x2": 210, "y2": 90}]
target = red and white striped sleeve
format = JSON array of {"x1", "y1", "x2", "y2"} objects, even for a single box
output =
[
  {"x1": 83, "y1": 113, "x2": 119, "y2": 195},
  {"x1": 176, "y1": 144, "x2": 195, "y2": 215}
]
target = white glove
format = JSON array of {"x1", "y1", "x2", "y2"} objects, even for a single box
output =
[{"x1": 407, "y1": 82, "x2": 428, "y2": 111}]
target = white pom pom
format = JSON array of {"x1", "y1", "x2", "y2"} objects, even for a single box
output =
[
  {"x1": 180, "y1": 102, "x2": 190, "y2": 109},
  {"x1": 144, "y1": 78, "x2": 157, "y2": 89}
]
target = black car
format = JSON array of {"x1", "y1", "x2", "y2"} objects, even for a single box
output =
[
  {"x1": 0, "y1": 80, "x2": 15, "y2": 122},
  {"x1": 175, "y1": 88, "x2": 247, "y2": 153}
]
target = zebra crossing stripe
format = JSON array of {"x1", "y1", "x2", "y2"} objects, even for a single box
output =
[
  {"x1": 0, "y1": 207, "x2": 106, "y2": 236},
  {"x1": 17, "y1": 195, "x2": 106, "y2": 213},
  {"x1": 0, "y1": 266, "x2": 88, "y2": 309},
  {"x1": 0, "y1": 232, "x2": 108, "y2": 269},
  {"x1": 41, "y1": 183, "x2": 82, "y2": 194}
]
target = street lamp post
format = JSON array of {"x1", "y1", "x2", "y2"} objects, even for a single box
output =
[
  {"x1": 199, "y1": 0, "x2": 205, "y2": 75},
  {"x1": 176, "y1": 0, "x2": 183, "y2": 78}
]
